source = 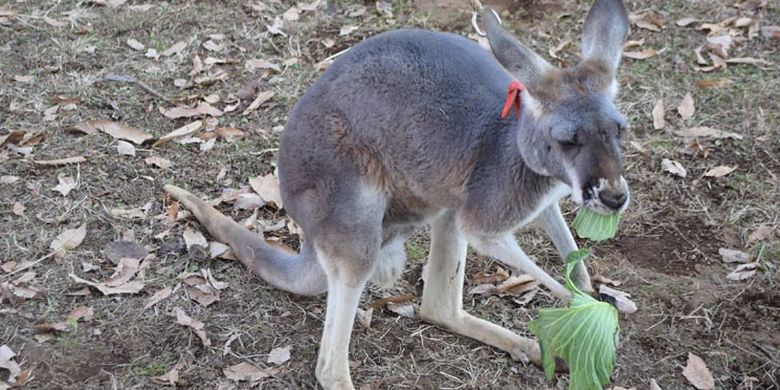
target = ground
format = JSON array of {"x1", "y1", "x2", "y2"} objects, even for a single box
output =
[{"x1": 0, "y1": 0, "x2": 778, "y2": 389}]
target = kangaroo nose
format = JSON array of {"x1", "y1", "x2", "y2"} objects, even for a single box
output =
[{"x1": 599, "y1": 190, "x2": 627, "y2": 210}]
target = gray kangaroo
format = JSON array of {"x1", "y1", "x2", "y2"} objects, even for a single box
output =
[{"x1": 164, "y1": 0, "x2": 630, "y2": 388}]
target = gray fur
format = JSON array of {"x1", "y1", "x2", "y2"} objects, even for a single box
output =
[{"x1": 165, "y1": 1, "x2": 632, "y2": 387}]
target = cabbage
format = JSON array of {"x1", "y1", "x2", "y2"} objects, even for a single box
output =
[
  {"x1": 529, "y1": 249, "x2": 620, "y2": 390},
  {"x1": 571, "y1": 208, "x2": 620, "y2": 241}
]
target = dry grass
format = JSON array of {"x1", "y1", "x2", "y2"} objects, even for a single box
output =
[{"x1": 1, "y1": 0, "x2": 778, "y2": 389}]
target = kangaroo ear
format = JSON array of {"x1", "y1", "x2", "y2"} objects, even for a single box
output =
[
  {"x1": 483, "y1": 8, "x2": 552, "y2": 86},
  {"x1": 581, "y1": 0, "x2": 630, "y2": 72}
]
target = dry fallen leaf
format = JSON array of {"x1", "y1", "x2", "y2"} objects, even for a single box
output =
[
  {"x1": 33, "y1": 156, "x2": 87, "y2": 165},
  {"x1": 682, "y1": 353, "x2": 715, "y2": 390},
  {"x1": 245, "y1": 58, "x2": 281, "y2": 72},
  {"x1": 0, "y1": 175, "x2": 19, "y2": 184},
  {"x1": 153, "y1": 121, "x2": 203, "y2": 146},
  {"x1": 678, "y1": 93, "x2": 695, "y2": 120},
  {"x1": 676, "y1": 127, "x2": 743, "y2": 140},
  {"x1": 623, "y1": 48, "x2": 658, "y2": 60},
  {"x1": 661, "y1": 159, "x2": 687, "y2": 178},
  {"x1": 51, "y1": 223, "x2": 87, "y2": 254},
  {"x1": 67, "y1": 305, "x2": 95, "y2": 322},
  {"x1": 144, "y1": 286, "x2": 173, "y2": 310},
  {"x1": 629, "y1": 12, "x2": 663, "y2": 32},
  {"x1": 356, "y1": 307, "x2": 373, "y2": 329},
  {"x1": 174, "y1": 307, "x2": 211, "y2": 347},
  {"x1": 718, "y1": 248, "x2": 751, "y2": 263},
  {"x1": 12, "y1": 202, "x2": 24, "y2": 216},
  {"x1": 649, "y1": 378, "x2": 662, "y2": 390},
  {"x1": 223, "y1": 362, "x2": 279, "y2": 383},
  {"x1": 652, "y1": 99, "x2": 665, "y2": 130},
  {"x1": 267, "y1": 345, "x2": 291, "y2": 365},
  {"x1": 126, "y1": 38, "x2": 145, "y2": 51},
  {"x1": 248, "y1": 173, "x2": 284, "y2": 208},
  {"x1": 72, "y1": 120, "x2": 153, "y2": 144},
  {"x1": 151, "y1": 362, "x2": 183, "y2": 386},
  {"x1": 106, "y1": 257, "x2": 140, "y2": 287},
  {"x1": 243, "y1": 91, "x2": 275, "y2": 115},
  {"x1": 340, "y1": 25, "x2": 359, "y2": 36},
  {"x1": 703, "y1": 165, "x2": 737, "y2": 177},
  {"x1": 52, "y1": 174, "x2": 77, "y2": 196},
  {"x1": 726, "y1": 262, "x2": 758, "y2": 281},
  {"x1": 387, "y1": 303, "x2": 415, "y2": 318},
  {"x1": 472, "y1": 266, "x2": 510, "y2": 284},
  {"x1": 592, "y1": 275, "x2": 622, "y2": 287},
  {"x1": 103, "y1": 240, "x2": 148, "y2": 264},
  {"x1": 676, "y1": 17, "x2": 697, "y2": 27},
  {"x1": 162, "y1": 41, "x2": 187, "y2": 57},
  {"x1": 145, "y1": 156, "x2": 173, "y2": 169},
  {"x1": 761, "y1": 26, "x2": 780, "y2": 40},
  {"x1": 69, "y1": 273, "x2": 145, "y2": 295},
  {"x1": 162, "y1": 104, "x2": 221, "y2": 119},
  {"x1": 0, "y1": 345, "x2": 22, "y2": 384},
  {"x1": 183, "y1": 228, "x2": 208, "y2": 251},
  {"x1": 116, "y1": 140, "x2": 136, "y2": 156},
  {"x1": 747, "y1": 225, "x2": 774, "y2": 246},
  {"x1": 494, "y1": 274, "x2": 538, "y2": 296}
]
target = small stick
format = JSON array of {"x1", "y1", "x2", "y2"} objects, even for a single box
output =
[
  {"x1": 0, "y1": 250, "x2": 58, "y2": 280},
  {"x1": 104, "y1": 74, "x2": 175, "y2": 105}
]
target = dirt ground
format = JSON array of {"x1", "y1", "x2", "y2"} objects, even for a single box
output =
[{"x1": 1, "y1": 0, "x2": 778, "y2": 389}]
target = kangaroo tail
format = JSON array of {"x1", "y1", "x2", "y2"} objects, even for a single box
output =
[{"x1": 163, "y1": 184, "x2": 327, "y2": 296}]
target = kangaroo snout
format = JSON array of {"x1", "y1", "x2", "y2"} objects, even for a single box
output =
[{"x1": 585, "y1": 177, "x2": 629, "y2": 214}]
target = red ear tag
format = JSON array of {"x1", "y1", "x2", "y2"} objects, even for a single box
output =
[{"x1": 500, "y1": 80, "x2": 525, "y2": 120}]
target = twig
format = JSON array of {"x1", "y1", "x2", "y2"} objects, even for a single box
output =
[
  {"x1": 104, "y1": 74, "x2": 175, "y2": 105},
  {"x1": 0, "y1": 250, "x2": 58, "y2": 280}
]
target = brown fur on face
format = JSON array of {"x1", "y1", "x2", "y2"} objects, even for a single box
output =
[{"x1": 530, "y1": 59, "x2": 614, "y2": 105}]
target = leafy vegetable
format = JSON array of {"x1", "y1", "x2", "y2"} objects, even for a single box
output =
[
  {"x1": 528, "y1": 249, "x2": 620, "y2": 390},
  {"x1": 571, "y1": 208, "x2": 620, "y2": 241}
]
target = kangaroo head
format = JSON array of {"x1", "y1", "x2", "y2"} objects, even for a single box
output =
[{"x1": 483, "y1": 0, "x2": 630, "y2": 214}]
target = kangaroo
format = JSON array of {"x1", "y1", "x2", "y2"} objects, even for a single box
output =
[{"x1": 164, "y1": 1, "x2": 630, "y2": 388}]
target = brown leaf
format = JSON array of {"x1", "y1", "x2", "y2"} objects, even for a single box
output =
[
  {"x1": 144, "y1": 286, "x2": 173, "y2": 310},
  {"x1": 747, "y1": 225, "x2": 774, "y2": 246},
  {"x1": 676, "y1": 17, "x2": 697, "y2": 27},
  {"x1": 174, "y1": 308, "x2": 211, "y2": 347},
  {"x1": 67, "y1": 305, "x2": 95, "y2": 322},
  {"x1": 151, "y1": 362, "x2": 183, "y2": 386},
  {"x1": 718, "y1": 248, "x2": 751, "y2": 263},
  {"x1": 369, "y1": 294, "x2": 415, "y2": 310},
  {"x1": 242, "y1": 91, "x2": 275, "y2": 115},
  {"x1": 103, "y1": 240, "x2": 148, "y2": 265},
  {"x1": 725, "y1": 57, "x2": 769, "y2": 66},
  {"x1": 12, "y1": 202, "x2": 25, "y2": 216},
  {"x1": 494, "y1": 274, "x2": 539, "y2": 296},
  {"x1": 223, "y1": 362, "x2": 279, "y2": 383},
  {"x1": 676, "y1": 127, "x2": 743, "y2": 140},
  {"x1": 116, "y1": 140, "x2": 136, "y2": 156},
  {"x1": 69, "y1": 273, "x2": 145, "y2": 295},
  {"x1": 356, "y1": 307, "x2": 373, "y2": 329},
  {"x1": 183, "y1": 228, "x2": 208, "y2": 251},
  {"x1": 126, "y1": 38, "x2": 145, "y2": 51},
  {"x1": 623, "y1": 48, "x2": 657, "y2": 60},
  {"x1": 387, "y1": 302, "x2": 416, "y2": 318},
  {"x1": 33, "y1": 156, "x2": 87, "y2": 165},
  {"x1": 0, "y1": 345, "x2": 22, "y2": 384},
  {"x1": 187, "y1": 283, "x2": 220, "y2": 307},
  {"x1": 245, "y1": 58, "x2": 281, "y2": 72},
  {"x1": 652, "y1": 99, "x2": 665, "y2": 130},
  {"x1": 248, "y1": 173, "x2": 284, "y2": 208},
  {"x1": 106, "y1": 258, "x2": 140, "y2": 287},
  {"x1": 53, "y1": 174, "x2": 77, "y2": 196},
  {"x1": 161, "y1": 103, "x2": 221, "y2": 119},
  {"x1": 682, "y1": 353, "x2": 715, "y2": 389},
  {"x1": 153, "y1": 120, "x2": 203, "y2": 146},
  {"x1": 145, "y1": 156, "x2": 173, "y2": 169},
  {"x1": 162, "y1": 41, "x2": 187, "y2": 57},
  {"x1": 339, "y1": 25, "x2": 359, "y2": 36},
  {"x1": 678, "y1": 93, "x2": 695, "y2": 120},
  {"x1": 761, "y1": 26, "x2": 780, "y2": 40},
  {"x1": 650, "y1": 378, "x2": 663, "y2": 390},
  {"x1": 630, "y1": 12, "x2": 663, "y2": 32},
  {"x1": 726, "y1": 263, "x2": 758, "y2": 281},
  {"x1": 703, "y1": 165, "x2": 737, "y2": 177},
  {"x1": 467, "y1": 283, "x2": 495, "y2": 296},
  {"x1": 267, "y1": 345, "x2": 291, "y2": 365},
  {"x1": 472, "y1": 266, "x2": 510, "y2": 284},
  {"x1": 50, "y1": 223, "x2": 87, "y2": 253},
  {"x1": 72, "y1": 120, "x2": 153, "y2": 144},
  {"x1": 661, "y1": 159, "x2": 687, "y2": 178}
]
